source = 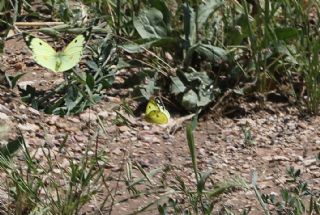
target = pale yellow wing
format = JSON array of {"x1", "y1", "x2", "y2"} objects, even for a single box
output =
[
  {"x1": 145, "y1": 97, "x2": 170, "y2": 124},
  {"x1": 57, "y1": 29, "x2": 91, "y2": 72},
  {"x1": 23, "y1": 33, "x2": 58, "y2": 72}
]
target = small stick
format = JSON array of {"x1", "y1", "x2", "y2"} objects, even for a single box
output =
[{"x1": 15, "y1": 22, "x2": 64, "y2": 27}]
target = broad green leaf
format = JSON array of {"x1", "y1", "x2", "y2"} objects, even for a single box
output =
[
  {"x1": 120, "y1": 41, "x2": 155, "y2": 53},
  {"x1": 140, "y1": 78, "x2": 156, "y2": 99},
  {"x1": 120, "y1": 37, "x2": 178, "y2": 53},
  {"x1": 194, "y1": 44, "x2": 228, "y2": 63},
  {"x1": 273, "y1": 43, "x2": 298, "y2": 65},
  {"x1": 170, "y1": 76, "x2": 186, "y2": 95},
  {"x1": 197, "y1": 0, "x2": 223, "y2": 28},
  {"x1": 174, "y1": 68, "x2": 215, "y2": 111},
  {"x1": 182, "y1": 89, "x2": 198, "y2": 111},
  {"x1": 197, "y1": 91, "x2": 212, "y2": 107},
  {"x1": 184, "y1": 43, "x2": 228, "y2": 67},
  {"x1": 133, "y1": 8, "x2": 168, "y2": 39}
]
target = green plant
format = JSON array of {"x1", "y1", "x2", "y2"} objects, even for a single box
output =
[
  {"x1": 158, "y1": 118, "x2": 249, "y2": 214},
  {"x1": 4, "y1": 72, "x2": 26, "y2": 88},
  {"x1": 0, "y1": 131, "x2": 110, "y2": 215},
  {"x1": 301, "y1": 39, "x2": 320, "y2": 113},
  {"x1": 241, "y1": 122, "x2": 256, "y2": 146},
  {"x1": 261, "y1": 167, "x2": 320, "y2": 215},
  {"x1": 170, "y1": 67, "x2": 217, "y2": 111}
]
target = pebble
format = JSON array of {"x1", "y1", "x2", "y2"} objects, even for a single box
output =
[
  {"x1": 0, "y1": 104, "x2": 12, "y2": 115},
  {"x1": 28, "y1": 107, "x2": 40, "y2": 116},
  {"x1": 47, "y1": 116, "x2": 59, "y2": 125},
  {"x1": 0, "y1": 112, "x2": 9, "y2": 120},
  {"x1": 18, "y1": 123, "x2": 39, "y2": 132},
  {"x1": 119, "y1": 126, "x2": 129, "y2": 132},
  {"x1": 304, "y1": 158, "x2": 317, "y2": 167},
  {"x1": 112, "y1": 147, "x2": 123, "y2": 155},
  {"x1": 79, "y1": 112, "x2": 97, "y2": 122},
  {"x1": 74, "y1": 135, "x2": 87, "y2": 142},
  {"x1": 98, "y1": 111, "x2": 109, "y2": 119},
  {"x1": 18, "y1": 81, "x2": 35, "y2": 89},
  {"x1": 273, "y1": 155, "x2": 290, "y2": 161},
  {"x1": 106, "y1": 125, "x2": 118, "y2": 133}
]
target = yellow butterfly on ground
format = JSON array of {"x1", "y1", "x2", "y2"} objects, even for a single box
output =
[
  {"x1": 23, "y1": 28, "x2": 91, "y2": 73},
  {"x1": 145, "y1": 97, "x2": 170, "y2": 125}
]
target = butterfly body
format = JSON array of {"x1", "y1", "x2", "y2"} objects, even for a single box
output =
[
  {"x1": 23, "y1": 29, "x2": 91, "y2": 73},
  {"x1": 145, "y1": 97, "x2": 170, "y2": 124}
]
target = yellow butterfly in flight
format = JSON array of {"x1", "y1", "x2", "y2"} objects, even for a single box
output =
[
  {"x1": 145, "y1": 97, "x2": 170, "y2": 124},
  {"x1": 23, "y1": 28, "x2": 91, "y2": 73}
]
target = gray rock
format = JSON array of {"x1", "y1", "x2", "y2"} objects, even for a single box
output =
[{"x1": 0, "y1": 104, "x2": 12, "y2": 115}]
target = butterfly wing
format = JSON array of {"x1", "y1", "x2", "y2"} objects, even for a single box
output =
[
  {"x1": 57, "y1": 29, "x2": 91, "y2": 72},
  {"x1": 145, "y1": 97, "x2": 170, "y2": 124},
  {"x1": 145, "y1": 97, "x2": 160, "y2": 115},
  {"x1": 23, "y1": 33, "x2": 58, "y2": 72},
  {"x1": 145, "y1": 110, "x2": 169, "y2": 124}
]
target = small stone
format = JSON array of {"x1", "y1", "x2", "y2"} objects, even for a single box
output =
[
  {"x1": 243, "y1": 164, "x2": 250, "y2": 169},
  {"x1": 28, "y1": 107, "x2": 40, "y2": 116},
  {"x1": 304, "y1": 158, "x2": 317, "y2": 167},
  {"x1": 98, "y1": 111, "x2": 109, "y2": 119},
  {"x1": 106, "y1": 125, "x2": 118, "y2": 133},
  {"x1": 0, "y1": 104, "x2": 12, "y2": 115},
  {"x1": 262, "y1": 156, "x2": 273, "y2": 161},
  {"x1": 298, "y1": 122, "x2": 307, "y2": 129},
  {"x1": 273, "y1": 155, "x2": 290, "y2": 161},
  {"x1": 119, "y1": 126, "x2": 129, "y2": 132},
  {"x1": 87, "y1": 151, "x2": 94, "y2": 156},
  {"x1": 74, "y1": 135, "x2": 86, "y2": 142},
  {"x1": 295, "y1": 156, "x2": 304, "y2": 162},
  {"x1": 18, "y1": 123, "x2": 39, "y2": 132},
  {"x1": 47, "y1": 116, "x2": 59, "y2": 125},
  {"x1": 112, "y1": 147, "x2": 123, "y2": 155},
  {"x1": 18, "y1": 81, "x2": 35, "y2": 89},
  {"x1": 55, "y1": 121, "x2": 69, "y2": 129},
  {"x1": 68, "y1": 117, "x2": 80, "y2": 123},
  {"x1": 0, "y1": 112, "x2": 9, "y2": 120},
  {"x1": 79, "y1": 112, "x2": 97, "y2": 122},
  {"x1": 139, "y1": 134, "x2": 161, "y2": 144},
  {"x1": 53, "y1": 168, "x2": 61, "y2": 174}
]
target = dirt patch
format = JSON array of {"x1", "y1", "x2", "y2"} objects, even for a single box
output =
[{"x1": 0, "y1": 33, "x2": 319, "y2": 215}]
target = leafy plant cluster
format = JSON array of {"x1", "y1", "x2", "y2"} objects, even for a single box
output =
[
  {"x1": 116, "y1": 0, "x2": 320, "y2": 113},
  {"x1": 261, "y1": 166, "x2": 320, "y2": 215},
  {"x1": 1, "y1": 0, "x2": 320, "y2": 115}
]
